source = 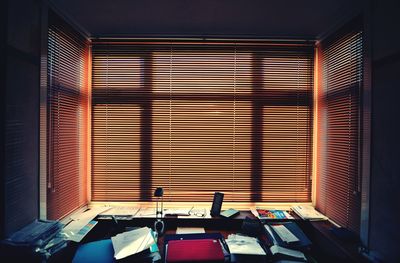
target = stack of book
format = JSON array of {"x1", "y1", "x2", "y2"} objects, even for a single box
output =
[
  {"x1": 252, "y1": 208, "x2": 294, "y2": 220},
  {"x1": 264, "y1": 221, "x2": 312, "y2": 262},
  {"x1": 291, "y1": 205, "x2": 327, "y2": 221}
]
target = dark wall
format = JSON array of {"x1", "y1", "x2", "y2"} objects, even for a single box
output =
[
  {"x1": 0, "y1": 0, "x2": 7, "y2": 240},
  {"x1": 369, "y1": 0, "x2": 400, "y2": 261},
  {"x1": 50, "y1": 0, "x2": 362, "y2": 38},
  {"x1": 2, "y1": 0, "x2": 41, "y2": 237}
]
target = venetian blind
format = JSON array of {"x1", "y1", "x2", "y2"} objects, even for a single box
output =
[
  {"x1": 91, "y1": 43, "x2": 313, "y2": 202},
  {"x1": 316, "y1": 29, "x2": 363, "y2": 233},
  {"x1": 47, "y1": 12, "x2": 89, "y2": 220}
]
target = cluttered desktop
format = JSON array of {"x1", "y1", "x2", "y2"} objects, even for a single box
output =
[{"x1": 1, "y1": 191, "x2": 364, "y2": 263}]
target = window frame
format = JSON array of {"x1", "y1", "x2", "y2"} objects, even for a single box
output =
[{"x1": 90, "y1": 42, "x2": 314, "y2": 203}]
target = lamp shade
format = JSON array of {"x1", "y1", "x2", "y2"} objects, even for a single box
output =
[{"x1": 154, "y1": 187, "x2": 163, "y2": 197}]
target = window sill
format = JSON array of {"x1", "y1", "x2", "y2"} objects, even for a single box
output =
[{"x1": 89, "y1": 201, "x2": 313, "y2": 211}]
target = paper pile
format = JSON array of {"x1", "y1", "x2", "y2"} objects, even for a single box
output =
[
  {"x1": 62, "y1": 206, "x2": 109, "y2": 242},
  {"x1": 3, "y1": 220, "x2": 65, "y2": 259},
  {"x1": 270, "y1": 245, "x2": 307, "y2": 261},
  {"x1": 225, "y1": 234, "x2": 266, "y2": 255},
  {"x1": 291, "y1": 205, "x2": 327, "y2": 221},
  {"x1": 111, "y1": 227, "x2": 159, "y2": 261}
]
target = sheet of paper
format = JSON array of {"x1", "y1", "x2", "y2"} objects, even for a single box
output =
[
  {"x1": 164, "y1": 208, "x2": 193, "y2": 216},
  {"x1": 62, "y1": 206, "x2": 109, "y2": 242},
  {"x1": 134, "y1": 207, "x2": 157, "y2": 218},
  {"x1": 226, "y1": 234, "x2": 266, "y2": 255},
  {"x1": 250, "y1": 208, "x2": 259, "y2": 218},
  {"x1": 69, "y1": 206, "x2": 110, "y2": 221},
  {"x1": 283, "y1": 211, "x2": 294, "y2": 219},
  {"x1": 100, "y1": 206, "x2": 140, "y2": 216},
  {"x1": 176, "y1": 227, "x2": 205, "y2": 234},
  {"x1": 111, "y1": 227, "x2": 156, "y2": 260}
]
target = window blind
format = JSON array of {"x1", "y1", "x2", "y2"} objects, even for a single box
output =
[
  {"x1": 316, "y1": 29, "x2": 363, "y2": 233},
  {"x1": 91, "y1": 43, "x2": 313, "y2": 202},
  {"x1": 47, "y1": 12, "x2": 89, "y2": 220}
]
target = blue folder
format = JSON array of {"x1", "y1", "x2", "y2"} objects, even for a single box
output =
[{"x1": 72, "y1": 239, "x2": 115, "y2": 263}]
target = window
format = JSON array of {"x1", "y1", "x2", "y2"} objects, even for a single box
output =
[
  {"x1": 46, "y1": 12, "x2": 89, "y2": 220},
  {"x1": 91, "y1": 43, "x2": 313, "y2": 202},
  {"x1": 316, "y1": 27, "x2": 363, "y2": 233}
]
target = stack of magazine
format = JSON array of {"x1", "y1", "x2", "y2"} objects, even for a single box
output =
[
  {"x1": 2, "y1": 219, "x2": 66, "y2": 260},
  {"x1": 291, "y1": 205, "x2": 327, "y2": 221},
  {"x1": 264, "y1": 221, "x2": 311, "y2": 262},
  {"x1": 252, "y1": 208, "x2": 294, "y2": 220}
]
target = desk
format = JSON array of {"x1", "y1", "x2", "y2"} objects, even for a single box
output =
[{"x1": 50, "y1": 210, "x2": 366, "y2": 263}]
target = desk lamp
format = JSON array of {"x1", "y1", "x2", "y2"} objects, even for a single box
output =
[{"x1": 154, "y1": 187, "x2": 165, "y2": 236}]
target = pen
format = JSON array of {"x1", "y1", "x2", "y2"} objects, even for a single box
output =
[
  {"x1": 188, "y1": 206, "x2": 194, "y2": 215},
  {"x1": 219, "y1": 237, "x2": 230, "y2": 254}
]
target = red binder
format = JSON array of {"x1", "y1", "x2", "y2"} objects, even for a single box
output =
[{"x1": 166, "y1": 239, "x2": 225, "y2": 263}]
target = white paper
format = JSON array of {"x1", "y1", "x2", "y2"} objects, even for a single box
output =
[
  {"x1": 250, "y1": 208, "x2": 260, "y2": 218},
  {"x1": 100, "y1": 206, "x2": 140, "y2": 217},
  {"x1": 226, "y1": 234, "x2": 266, "y2": 255},
  {"x1": 164, "y1": 208, "x2": 193, "y2": 216},
  {"x1": 283, "y1": 211, "x2": 295, "y2": 219},
  {"x1": 62, "y1": 207, "x2": 109, "y2": 242},
  {"x1": 291, "y1": 205, "x2": 327, "y2": 220},
  {"x1": 270, "y1": 245, "x2": 306, "y2": 260},
  {"x1": 176, "y1": 227, "x2": 205, "y2": 234},
  {"x1": 69, "y1": 206, "x2": 110, "y2": 221},
  {"x1": 134, "y1": 207, "x2": 157, "y2": 218},
  {"x1": 111, "y1": 227, "x2": 155, "y2": 260}
]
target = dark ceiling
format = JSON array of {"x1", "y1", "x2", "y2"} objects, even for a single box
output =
[{"x1": 50, "y1": 0, "x2": 363, "y2": 39}]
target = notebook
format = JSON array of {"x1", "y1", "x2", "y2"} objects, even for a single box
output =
[
  {"x1": 166, "y1": 239, "x2": 224, "y2": 263},
  {"x1": 264, "y1": 221, "x2": 312, "y2": 251}
]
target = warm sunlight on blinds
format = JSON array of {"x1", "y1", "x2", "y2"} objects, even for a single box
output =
[
  {"x1": 91, "y1": 43, "x2": 313, "y2": 202},
  {"x1": 47, "y1": 12, "x2": 89, "y2": 220},
  {"x1": 317, "y1": 29, "x2": 363, "y2": 233}
]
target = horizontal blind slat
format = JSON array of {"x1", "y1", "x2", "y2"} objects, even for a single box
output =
[
  {"x1": 91, "y1": 43, "x2": 313, "y2": 202},
  {"x1": 316, "y1": 30, "x2": 362, "y2": 234},
  {"x1": 47, "y1": 11, "x2": 89, "y2": 220}
]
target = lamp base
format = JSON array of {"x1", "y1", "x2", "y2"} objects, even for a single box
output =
[{"x1": 154, "y1": 219, "x2": 165, "y2": 237}]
